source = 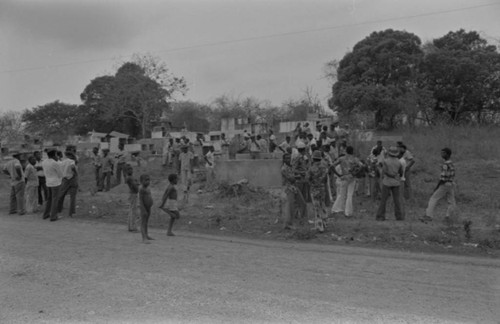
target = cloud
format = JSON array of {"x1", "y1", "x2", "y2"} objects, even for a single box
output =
[{"x1": 0, "y1": 0, "x2": 142, "y2": 50}]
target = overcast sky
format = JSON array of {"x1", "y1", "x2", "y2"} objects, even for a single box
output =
[{"x1": 1, "y1": 0, "x2": 499, "y2": 113}]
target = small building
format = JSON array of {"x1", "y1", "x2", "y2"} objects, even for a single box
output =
[
  {"x1": 105, "y1": 131, "x2": 134, "y2": 153},
  {"x1": 278, "y1": 113, "x2": 336, "y2": 135},
  {"x1": 220, "y1": 117, "x2": 269, "y2": 139},
  {"x1": 137, "y1": 138, "x2": 165, "y2": 155},
  {"x1": 88, "y1": 131, "x2": 108, "y2": 144}
]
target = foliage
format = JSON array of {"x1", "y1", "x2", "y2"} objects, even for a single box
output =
[
  {"x1": 0, "y1": 111, "x2": 25, "y2": 143},
  {"x1": 80, "y1": 54, "x2": 187, "y2": 138},
  {"x1": 169, "y1": 101, "x2": 211, "y2": 133},
  {"x1": 22, "y1": 101, "x2": 80, "y2": 143},
  {"x1": 423, "y1": 30, "x2": 500, "y2": 123},
  {"x1": 330, "y1": 29, "x2": 425, "y2": 129},
  {"x1": 329, "y1": 28, "x2": 500, "y2": 127}
]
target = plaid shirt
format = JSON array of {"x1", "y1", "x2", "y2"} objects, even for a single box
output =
[{"x1": 440, "y1": 160, "x2": 455, "y2": 182}]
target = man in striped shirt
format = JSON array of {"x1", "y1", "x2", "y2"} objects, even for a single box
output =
[{"x1": 420, "y1": 147, "x2": 456, "y2": 223}]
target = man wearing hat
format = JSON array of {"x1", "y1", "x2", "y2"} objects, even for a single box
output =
[
  {"x1": 375, "y1": 146, "x2": 404, "y2": 221},
  {"x1": 2, "y1": 150, "x2": 26, "y2": 215},
  {"x1": 307, "y1": 150, "x2": 329, "y2": 232}
]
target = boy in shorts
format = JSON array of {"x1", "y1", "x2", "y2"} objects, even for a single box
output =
[
  {"x1": 139, "y1": 174, "x2": 154, "y2": 244},
  {"x1": 159, "y1": 174, "x2": 180, "y2": 236}
]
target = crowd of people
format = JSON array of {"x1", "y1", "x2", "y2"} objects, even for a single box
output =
[
  {"x1": 2, "y1": 142, "x2": 186, "y2": 244},
  {"x1": 2, "y1": 148, "x2": 79, "y2": 221},
  {"x1": 276, "y1": 122, "x2": 457, "y2": 232},
  {"x1": 2, "y1": 121, "x2": 457, "y2": 239}
]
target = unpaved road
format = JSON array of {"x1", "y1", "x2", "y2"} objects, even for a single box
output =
[{"x1": 1, "y1": 213, "x2": 499, "y2": 324}]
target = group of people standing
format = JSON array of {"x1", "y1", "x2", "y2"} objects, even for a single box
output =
[
  {"x1": 90, "y1": 144, "x2": 129, "y2": 192},
  {"x1": 279, "y1": 122, "x2": 457, "y2": 232},
  {"x1": 2, "y1": 148, "x2": 79, "y2": 222}
]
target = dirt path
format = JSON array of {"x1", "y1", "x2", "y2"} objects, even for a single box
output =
[{"x1": 1, "y1": 213, "x2": 499, "y2": 323}]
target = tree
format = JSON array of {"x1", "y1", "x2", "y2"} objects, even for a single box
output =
[
  {"x1": 423, "y1": 30, "x2": 500, "y2": 123},
  {"x1": 209, "y1": 95, "x2": 276, "y2": 130},
  {"x1": 169, "y1": 101, "x2": 211, "y2": 133},
  {"x1": 329, "y1": 29, "x2": 426, "y2": 128},
  {"x1": 79, "y1": 75, "x2": 117, "y2": 134},
  {"x1": 22, "y1": 101, "x2": 79, "y2": 143},
  {"x1": 80, "y1": 54, "x2": 187, "y2": 138},
  {"x1": 106, "y1": 62, "x2": 170, "y2": 138},
  {"x1": 0, "y1": 111, "x2": 25, "y2": 144}
]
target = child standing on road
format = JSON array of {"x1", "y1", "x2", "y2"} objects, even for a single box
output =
[
  {"x1": 139, "y1": 174, "x2": 154, "y2": 244},
  {"x1": 159, "y1": 174, "x2": 180, "y2": 236},
  {"x1": 125, "y1": 166, "x2": 140, "y2": 233}
]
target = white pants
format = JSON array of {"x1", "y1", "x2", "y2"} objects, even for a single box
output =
[{"x1": 331, "y1": 177, "x2": 356, "y2": 216}]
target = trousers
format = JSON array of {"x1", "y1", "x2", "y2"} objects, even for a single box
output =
[
  {"x1": 43, "y1": 185, "x2": 60, "y2": 220},
  {"x1": 331, "y1": 177, "x2": 356, "y2": 216},
  {"x1": 57, "y1": 177, "x2": 78, "y2": 216},
  {"x1": 10, "y1": 182, "x2": 26, "y2": 215},
  {"x1": 26, "y1": 184, "x2": 38, "y2": 213},
  {"x1": 426, "y1": 182, "x2": 456, "y2": 218},
  {"x1": 376, "y1": 185, "x2": 403, "y2": 220}
]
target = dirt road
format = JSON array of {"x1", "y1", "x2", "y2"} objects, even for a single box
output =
[{"x1": 1, "y1": 213, "x2": 499, "y2": 324}]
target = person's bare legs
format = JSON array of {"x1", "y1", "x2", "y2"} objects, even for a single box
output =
[
  {"x1": 166, "y1": 210, "x2": 179, "y2": 236},
  {"x1": 141, "y1": 212, "x2": 151, "y2": 243}
]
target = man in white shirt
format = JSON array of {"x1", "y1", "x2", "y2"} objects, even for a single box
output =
[
  {"x1": 179, "y1": 145, "x2": 194, "y2": 194},
  {"x1": 57, "y1": 151, "x2": 78, "y2": 217},
  {"x1": 268, "y1": 130, "x2": 277, "y2": 153},
  {"x1": 398, "y1": 143, "x2": 415, "y2": 200},
  {"x1": 2, "y1": 151, "x2": 25, "y2": 215},
  {"x1": 114, "y1": 143, "x2": 129, "y2": 185},
  {"x1": 42, "y1": 149, "x2": 63, "y2": 221},
  {"x1": 204, "y1": 146, "x2": 216, "y2": 187},
  {"x1": 278, "y1": 136, "x2": 291, "y2": 153}
]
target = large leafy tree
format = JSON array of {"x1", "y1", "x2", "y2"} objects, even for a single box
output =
[
  {"x1": 423, "y1": 30, "x2": 500, "y2": 123},
  {"x1": 78, "y1": 75, "x2": 117, "y2": 134},
  {"x1": 80, "y1": 54, "x2": 187, "y2": 138},
  {"x1": 22, "y1": 101, "x2": 79, "y2": 143},
  {"x1": 329, "y1": 29, "x2": 427, "y2": 128}
]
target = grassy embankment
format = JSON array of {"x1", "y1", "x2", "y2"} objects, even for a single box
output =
[{"x1": 1, "y1": 125, "x2": 498, "y2": 255}]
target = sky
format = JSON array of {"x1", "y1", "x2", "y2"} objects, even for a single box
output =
[{"x1": 1, "y1": 0, "x2": 499, "y2": 113}]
